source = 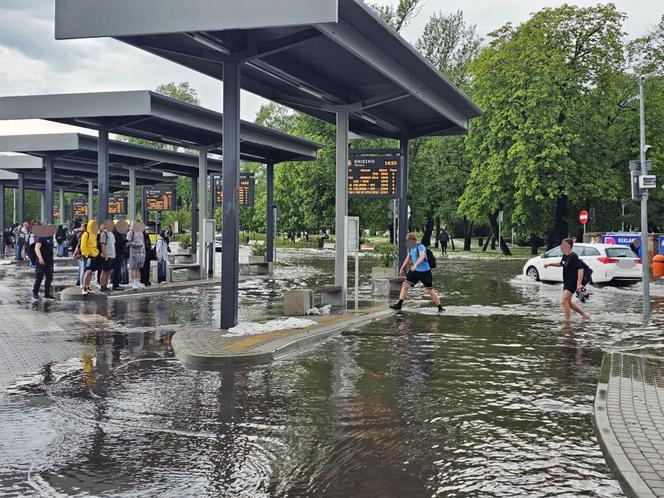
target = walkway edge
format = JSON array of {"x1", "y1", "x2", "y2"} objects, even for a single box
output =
[
  {"x1": 172, "y1": 308, "x2": 395, "y2": 370},
  {"x1": 593, "y1": 353, "x2": 656, "y2": 498}
]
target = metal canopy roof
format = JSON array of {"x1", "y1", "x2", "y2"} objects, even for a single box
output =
[
  {"x1": 0, "y1": 133, "x2": 224, "y2": 179},
  {"x1": 0, "y1": 154, "x2": 164, "y2": 193},
  {"x1": 0, "y1": 90, "x2": 320, "y2": 164},
  {"x1": 55, "y1": 0, "x2": 482, "y2": 139}
]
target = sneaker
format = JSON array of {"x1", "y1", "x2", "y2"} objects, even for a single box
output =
[
  {"x1": 100, "y1": 287, "x2": 111, "y2": 294},
  {"x1": 43, "y1": 294, "x2": 56, "y2": 300},
  {"x1": 131, "y1": 282, "x2": 140, "y2": 290},
  {"x1": 390, "y1": 301, "x2": 403, "y2": 310},
  {"x1": 112, "y1": 285, "x2": 124, "y2": 291},
  {"x1": 81, "y1": 289, "x2": 88, "y2": 296},
  {"x1": 437, "y1": 306, "x2": 445, "y2": 314},
  {"x1": 32, "y1": 292, "x2": 39, "y2": 300}
]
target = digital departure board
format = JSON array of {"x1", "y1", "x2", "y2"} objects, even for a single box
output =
[
  {"x1": 73, "y1": 201, "x2": 88, "y2": 217},
  {"x1": 108, "y1": 196, "x2": 127, "y2": 215},
  {"x1": 213, "y1": 175, "x2": 255, "y2": 207},
  {"x1": 144, "y1": 186, "x2": 175, "y2": 212},
  {"x1": 348, "y1": 156, "x2": 399, "y2": 198}
]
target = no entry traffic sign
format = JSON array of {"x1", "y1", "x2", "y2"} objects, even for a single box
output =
[{"x1": 579, "y1": 210, "x2": 589, "y2": 225}]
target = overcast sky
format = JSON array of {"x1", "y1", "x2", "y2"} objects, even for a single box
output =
[{"x1": 0, "y1": 0, "x2": 661, "y2": 137}]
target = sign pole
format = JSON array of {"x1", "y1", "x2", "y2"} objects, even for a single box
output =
[{"x1": 639, "y1": 74, "x2": 651, "y2": 315}]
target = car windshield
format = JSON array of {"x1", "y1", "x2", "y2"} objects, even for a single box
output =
[
  {"x1": 545, "y1": 247, "x2": 562, "y2": 258},
  {"x1": 606, "y1": 247, "x2": 638, "y2": 258}
]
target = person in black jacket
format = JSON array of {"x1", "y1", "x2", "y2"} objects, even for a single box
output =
[
  {"x1": 140, "y1": 228, "x2": 153, "y2": 286},
  {"x1": 544, "y1": 238, "x2": 590, "y2": 321},
  {"x1": 111, "y1": 227, "x2": 127, "y2": 290}
]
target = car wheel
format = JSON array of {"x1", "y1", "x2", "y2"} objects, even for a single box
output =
[{"x1": 526, "y1": 266, "x2": 540, "y2": 281}]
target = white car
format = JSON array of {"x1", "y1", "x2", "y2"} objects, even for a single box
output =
[{"x1": 523, "y1": 243, "x2": 642, "y2": 285}]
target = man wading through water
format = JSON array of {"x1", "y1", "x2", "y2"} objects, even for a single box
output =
[
  {"x1": 391, "y1": 232, "x2": 444, "y2": 313},
  {"x1": 544, "y1": 237, "x2": 591, "y2": 321}
]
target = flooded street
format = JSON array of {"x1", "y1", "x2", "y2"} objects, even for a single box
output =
[{"x1": 2, "y1": 251, "x2": 664, "y2": 497}]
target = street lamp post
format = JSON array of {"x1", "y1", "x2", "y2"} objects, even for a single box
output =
[{"x1": 638, "y1": 72, "x2": 659, "y2": 315}]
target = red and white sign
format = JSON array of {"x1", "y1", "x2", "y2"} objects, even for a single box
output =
[{"x1": 579, "y1": 210, "x2": 589, "y2": 225}]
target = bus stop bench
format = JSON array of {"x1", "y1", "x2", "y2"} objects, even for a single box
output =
[
  {"x1": 168, "y1": 263, "x2": 200, "y2": 282},
  {"x1": 315, "y1": 285, "x2": 344, "y2": 307},
  {"x1": 240, "y1": 261, "x2": 273, "y2": 276}
]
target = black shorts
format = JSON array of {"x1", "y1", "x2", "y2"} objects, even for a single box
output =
[
  {"x1": 406, "y1": 270, "x2": 433, "y2": 289},
  {"x1": 101, "y1": 257, "x2": 114, "y2": 272},
  {"x1": 84, "y1": 257, "x2": 99, "y2": 272},
  {"x1": 563, "y1": 281, "x2": 577, "y2": 294}
]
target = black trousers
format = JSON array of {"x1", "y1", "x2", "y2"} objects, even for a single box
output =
[
  {"x1": 140, "y1": 257, "x2": 152, "y2": 285},
  {"x1": 111, "y1": 256, "x2": 124, "y2": 288},
  {"x1": 33, "y1": 263, "x2": 54, "y2": 296}
]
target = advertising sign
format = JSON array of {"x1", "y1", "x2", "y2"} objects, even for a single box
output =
[
  {"x1": 601, "y1": 233, "x2": 642, "y2": 257},
  {"x1": 348, "y1": 156, "x2": 399, "y2": 198},
  {"x1": 659, "y1": 235, "x2": 664, "y2": 255}
]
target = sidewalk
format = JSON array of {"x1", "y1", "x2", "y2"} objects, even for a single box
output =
[{"x1": 594, "y1": 351, "x2": 664, "y2": 497}]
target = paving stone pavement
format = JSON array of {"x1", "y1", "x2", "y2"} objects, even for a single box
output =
[
  {"x1": 0, "y1": 305, "x2": 86, "y2": 391},
  {"x1": 595, "y1": 352, "x2": 664, "y2": 497}
]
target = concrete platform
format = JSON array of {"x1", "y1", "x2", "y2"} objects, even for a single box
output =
[
  {"x1": 172, "y1": 306, "x2": 396, "y2": 370},
  {"x1": 58, "y1": 276, "x2": 256, "y2": 302},
  {"x1": 594, "y1": 351, "x2": 664, "y2": 497}
]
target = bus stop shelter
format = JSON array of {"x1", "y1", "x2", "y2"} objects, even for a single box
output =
[
  {"x1": 0, "y1": 133, "x2": 222, "y2": 241},
  {"x1": 0, "y1": 90, "x2": 320, "y2": 268},
  {"x1": 54, "y1": 0, "x2": 481, "y2": 328}
]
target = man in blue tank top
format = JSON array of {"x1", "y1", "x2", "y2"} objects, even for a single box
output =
[{"x1": 391, "y1": 232, "x2": 444, "y2": 312}]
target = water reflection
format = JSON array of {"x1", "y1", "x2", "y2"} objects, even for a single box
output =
[{"x1": 1, "y1": 255, "x2": 653, "y2": 496}]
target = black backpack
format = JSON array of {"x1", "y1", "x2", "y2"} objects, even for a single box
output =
[
  {"x1": 425, "y1": 246, "x2": 437, "y2": 269},
  {"x1": 580, "y1": 259, "x2": 593, "y2": 285}
]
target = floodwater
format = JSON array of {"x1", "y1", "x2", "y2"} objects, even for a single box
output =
[{"x1": 2, "y1": 250, "x2": 664, "y2": 497}]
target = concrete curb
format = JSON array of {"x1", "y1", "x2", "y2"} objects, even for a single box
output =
[
  {"x1": 172, "y1": 308, "x2": 396, "y2": 371},
  {"x1": 593, "y1": 353, "x2": 656, "y2": 498}
]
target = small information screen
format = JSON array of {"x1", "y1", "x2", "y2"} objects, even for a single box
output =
[
  {"x1": 73, "y1": 201, "x2": 88, "y2": 217},
  {"x1": 53, "y1": 206, "x2": 60, "y2": 219},
  {"x1": 145, "y1": 186, "x2": 175, "y2": 212},
  {"x1": 213, "y1": 175, "x2": 255, "y2": 207},
  {"x1": 108, "y1": 196, "x2": 127, "y2": 215},
  {"x1": 348, "y1": 156, "x2": 399, "y2": 198}
]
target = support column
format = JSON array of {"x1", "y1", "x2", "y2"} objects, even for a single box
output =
[
  {"x1": 398, "y1": 138, "x2": 409, "y2": 265},
  {"x1": 198, "y1": 148, "x2": 208, "y2": 278},
  {"x1": 128, "y1": 166, "x2": 136, "y2": 221},
  {"x1": 334, "y1": 111, "x2": 349, "y2": 305},
  {"x1": 59, "y1": 188, "x2": 65, "y2": 226},
  {"x1": 88, "y1": 179, "x2": 94, "y2": 220},
  {"x1": 17, "y1": 173, "x2": 25, "y2": 223},
  {"x1": 266, "y1": 162, "x2": 275, "y2": 263},
  {"x1": 44, "y1": 156, "x2": 54, "y2": 224},
  {"x1": 221, "y1": 60, "x2": 242, "y2": 329},
  {"x1": 40, "y1": 192, "x2": 45, "y2": 223},
  {"x1": 0, "y1": 181, "x2": 5, "y2": 250},
  {"x1": 98, "y1": 126, "x2": 109, "y2": 221},
  {"x1": 191, "y1": 176, "x2": 198, "y2": 255},
  {"x1": 141, "y1": 186, "x2": 148, "y2": 224}
]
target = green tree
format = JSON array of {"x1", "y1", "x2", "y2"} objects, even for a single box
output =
[{"x1": 460, "y1": 5, "x2": 628, "y2": 252}]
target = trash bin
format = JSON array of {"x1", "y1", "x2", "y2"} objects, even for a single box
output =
[
  {"x1": 653, "y1": 254, "x2": 664, "y2": 278},
  {"x1": 317, "y1": 238, "x2": 325, "y2": 249}
]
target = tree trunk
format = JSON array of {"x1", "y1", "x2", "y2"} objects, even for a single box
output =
[
  {"x1": 483, "y1": 235, "x2": 491, "y2": 252},
  {"x1": 530, "y1": 235, "x2": 541, "y2": 255},
  {"x1": 547, "y1": 195, "x2": 569, "y2": 249},
  {"x1": 462, "y1": 216, "x2": 473, "y2": 251},
  {"x1": 488, "y1": 210, "x2": 512, "y2": 255},
  {"x1": 434, "y1": 218, "x2": 441, "y2": 249},
  {"x1": 421, "y1": 215, "x2": 435, "y2": 246}
]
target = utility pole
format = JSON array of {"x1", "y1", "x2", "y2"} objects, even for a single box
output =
[{"x1": 639, "y1": 72, "x2": 658, "y2": 315}]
